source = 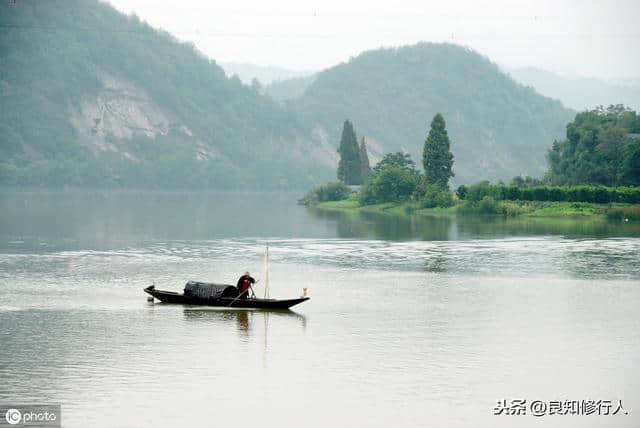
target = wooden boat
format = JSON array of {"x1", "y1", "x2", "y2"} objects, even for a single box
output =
[
  {"x1": 143, "y1": 282, "x2": 309, "y2": 310},
  {"x1": 145, "y1": 246, "x2": 308, "y2": 310}
]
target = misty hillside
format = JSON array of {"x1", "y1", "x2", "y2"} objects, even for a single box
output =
[
  {"x1": 265, "y1": 75, "x2": 317, "y2": 103},
  {"x1": 221, "y1": 62, "x2": 313, "y2": 85},
  {"x1": 1, "y1": 1, "x2": 575, "y2": 188},
  {"x1": 0, "y1": 0, "x2": 334, "y2": 189},
  {"x1": 290, "y1": 44, "x2": 575, "y2": 184},
  {"x1": 510, "y1": 67, "x2": 640, "y2": 111}
]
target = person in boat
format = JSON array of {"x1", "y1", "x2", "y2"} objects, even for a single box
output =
[{"x1": 236, "y1": 271, "x2": 256, "y2": 299}]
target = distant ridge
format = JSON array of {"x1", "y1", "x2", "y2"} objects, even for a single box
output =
[
  {"x1": 290, "y1": 43, "x2": 574, "y2": 184},
  {"x1": 510, "y1": 67, "x2": 640, "y2": 111},
  {"x1": 221, "y1": 62, "x2": 313, "y2": 85}
]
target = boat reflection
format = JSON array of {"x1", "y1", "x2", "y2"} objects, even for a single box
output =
[{"x1": 181, "y1": 308, "x2": 307, "y2": 337}]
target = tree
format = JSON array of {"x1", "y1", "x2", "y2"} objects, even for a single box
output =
[
  {"x1": 622, "y1": 140, "x2": 640, "y2": 185},
  {"x1": 359, "y1": 152, "x2": 420, "y2": 205},
  {"x1": 359, "y1": 137, "x2": 371, "y2": 182},
  {"x1": 359, "y1": 167, "x2": 419, "y2": 205},
  {"x1": 373, "y1": 152, "x2": 416, "y2": 173},
  {"x1": 422, "y1": 113, "x2": 454, "y2": 188},
  {"x1": 546, "y1": 106, "x2": 640, "y2": 186},
  {"x1": 337, "y1": 120, "x2": 362, "y2": 184}
]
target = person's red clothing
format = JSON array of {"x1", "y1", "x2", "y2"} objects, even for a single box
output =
[{"x1": 236, "y1": 274, "x2": 255, "y2": 299}]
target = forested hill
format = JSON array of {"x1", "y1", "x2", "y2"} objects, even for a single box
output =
[
  {"x1": 0, "y1": 0, "x2": 335, "y2": 189},
  {"x1": 1, "y1": 1, "x2": 573, "y2": 188},
  {"x1": 290, "y1": 43, "x2": 574, "y2": 184}
]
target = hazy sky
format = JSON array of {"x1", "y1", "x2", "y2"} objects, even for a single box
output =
[{"x1": 107, "y1": 0, "x2": 640, "y2": 79}]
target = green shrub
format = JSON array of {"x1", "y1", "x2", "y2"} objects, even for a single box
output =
[
  {"x1": 359, "y1": 167, "x2": 419, "y2": 205},
  {"x1": 455, "y1": 184, "x2": 468, "y2": 200},
  {"x1": 299, "y1": 182, "x2": 352, "y2": 205},
  {"x1": 461, "y1": 183, "x2": 640, "y2": 204},
  {"x1": 459, "y1": 196, "x2": 505, "y2": 215},
  {"x1": 421, "y1": 183, "x2": 454, "y2": 208},
  {"x1": 532, "y1": 186, "x2": 550, "y2": 201},
  {"x1": 478, "y1": 196, "x2": 502, "y2": 214},
  {"x1": 501, "y1": 201, "x2": 532, "y2": 216},
  {"x1": 504, "y1": 185, "x2": 521, "y2": 200},
  {"x1": 465, "y1": 182, "x2": 494, "y2": 201},
  {"x1": 576, "y1": 186, "x2": 592, "y2": 203},
  {"x1": 549, "y1": 187, "x2": 565, "y2": 201},
  {"x1": 520, "y1": 187, "x2": 534, "y2": 201},
  {"x1": 593, "y1": 187, "x2": 611, "y2": 203}
]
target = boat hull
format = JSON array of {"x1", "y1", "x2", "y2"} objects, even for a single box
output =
[{"x1": 144, "y1": 286, "x2": 309, "y2": 310}]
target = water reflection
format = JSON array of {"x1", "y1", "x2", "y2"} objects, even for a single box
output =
[
  {"x1": 0, "y1": 190, "x2": 335, "y2": 252},
  {"x1": 455, "y1": 215, "x2": 640, "y2": 238},
  {"x1": 310, "y1": 207, "x2": 456, "y2": 240},
  {"x1": 181, "y1": 308, "x2": 307, "y2": 337},
  {"x1": 2, "y1": 190, "x2": 639, "y2": 254},
  {"x1": 308, "y1": 206, "x2": 640, "y2": 240}
]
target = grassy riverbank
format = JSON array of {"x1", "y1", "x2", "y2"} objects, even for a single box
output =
[{"x1": 313, "y1": 196, "x2": 640, "y2": 220}]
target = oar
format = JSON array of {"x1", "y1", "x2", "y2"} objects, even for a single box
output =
[
  {"x1": 227, "y1": 288, "x2": 249, "y2": 307},
  {"x1": 227, "y1": 280, "x2": 260, "y2": 307}
]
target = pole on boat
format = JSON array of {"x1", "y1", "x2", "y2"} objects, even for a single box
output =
[
  {"x1": 263, "y1": 245, "x2": 270, "y2": 299},
  {"x1": 147, "y1": 281, "x2": 155, "y2": 302}
]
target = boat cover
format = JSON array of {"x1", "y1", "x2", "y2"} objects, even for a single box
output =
[{"x1": 184, "y1": 281, "x2": 239, "y2": 299}]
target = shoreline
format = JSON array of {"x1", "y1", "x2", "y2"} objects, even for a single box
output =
[{"x1": 311, "y1": 198, "x2": 640, "y2": 221}]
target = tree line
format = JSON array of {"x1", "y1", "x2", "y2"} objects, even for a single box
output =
[
  {"x1": 456, "y1": 183, "x2": 640, "y2": 204},
  {"x1": 302, "y1": 105, "x2": 640, "y2": 209},
  {"x1": 546, "y1": 105, "x2": 640, "y2": 186}
]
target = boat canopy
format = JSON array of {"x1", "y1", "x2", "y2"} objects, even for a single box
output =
[{"x1": 184, "y1": 281, "x2": 238, "y2": 299}]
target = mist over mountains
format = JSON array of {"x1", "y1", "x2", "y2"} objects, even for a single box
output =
[
  {"x1": 0, "y1": 0, "x2": 589, "y2": 188},
  {"x1": 221, "y1": 62, "x2": 313, "y2": 85},
  {"x1": 509, "y1": 68, "x2": 640, "y2": 112}
]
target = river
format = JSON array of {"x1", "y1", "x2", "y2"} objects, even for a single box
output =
[{"x1": 1, "y1": 190, "x2": 638, "y2": 427}]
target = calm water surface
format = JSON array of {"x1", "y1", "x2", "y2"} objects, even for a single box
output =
[{"x1": 1, "y1": 190, "x2": 639, "y2": 427}]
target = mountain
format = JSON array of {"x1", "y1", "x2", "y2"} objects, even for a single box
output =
[
  {"x1": 265, "y1": 75, "x2": 317, "y2": 103},
  {"x1": 1, "y1": 1, "x2": 575, "y2": 188},
  {"x1": 510, "y1": 67, "x2": 640, "y2": 111},
  {"x1": 290, "y1": 44, "x2": 574, "y2": 184},
  {"x1": 221, "y1": 62, "x2": 313, "y2": 85},
  {"x1": 220, "y1": 63, "x2": 317, "y2": 103},
  {"x1": 0, "y1": 0, "x2": 334, "y2": 189}
]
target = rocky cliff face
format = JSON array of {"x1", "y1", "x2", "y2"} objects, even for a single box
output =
[{"x1": 68, "y1": 74, "x2": 173, "y2": 156}]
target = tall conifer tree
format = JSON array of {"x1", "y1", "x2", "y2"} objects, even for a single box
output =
[
  {"x1": 422, "y1": 113, "x2": 454, "y2": 187},
  {"x1": 337, "y1": 120, "x2": 362, "y2": 184},
  {"x1": 359, "y1": 137, "x2": 371, "y2": 182}
]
